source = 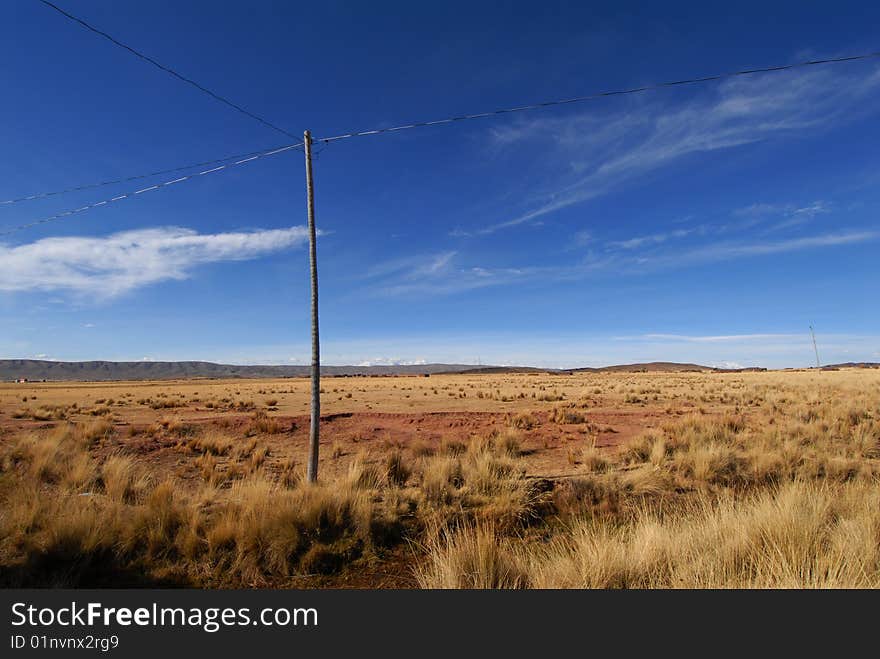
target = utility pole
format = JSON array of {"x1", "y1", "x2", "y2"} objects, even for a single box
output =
[
  {"x1": 304, "y1": 130, "x2": 320, "y2": 483},
  {"x1": 810, "y1": 325, "x2": 820, "y2": 369}
]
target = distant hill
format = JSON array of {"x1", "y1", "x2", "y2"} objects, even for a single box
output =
[
  {"x1": 440, "y1": 366, "x2": 554, "y2": 375},
  {"x1": 570, "y1": 361, "x2": 716, "y2": 373},
  {"x1": 5, "y1": 358, "x2": 873, "y2": 383},
  {"x1": 0, "y1": 360, "x2": 485, "y2": 382},
  {"x1": 0, "y1": 359, "x2": 756, "y2": 382}
]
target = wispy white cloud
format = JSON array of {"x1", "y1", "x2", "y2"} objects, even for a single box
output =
[
  {"x1": 734, "y1": 202, "x2": 784, "y2": 218},
  {"x1": 357, "y1": 357, "x2": 428, "y2": 367},
  {"x1": 594, "y1": 197, "x2": 838, "y2": 257},
  {"x1": 733, "y1": 200, "x2": 831, "y2": 232},
  {"x1": 735, "y1": 200, "x2": 829, "y2": 218},
  {"x1": 572, "y1": 230, "x2": 593, "y2": 247},
  {"x1": 480, "y1": 64, "x2": 880, "y2": 234},
  {"x1": 659, "y1": 230, "x2": 878, "y2": 265},
  {"x1": 365, "y1": 229, "x2": 877, "y2": 298},
  {"x1": 591, "y1": 230, "x2": 877, "y2": 274},
  {"x1": 569, "y1": 229, "x2": 877, "y2": 284},
  {"x1": 712, "y1": 360, "x2": 745, "y2": 369},
  {"x1": 362, "y1": 251, "x2": 534, "y2": 297},
  {"x1": 361, "y1": 252, "x2": 457, "y2": 280},
  {"x1": 632, "y1": 333, "x2": 806, "y2": 343},
  {"x1": 607, "y1": 227, "x2": 699, "y2": 250},
  {"x1": 0, "y1": 226, "x2": 310, "y2": 297}
]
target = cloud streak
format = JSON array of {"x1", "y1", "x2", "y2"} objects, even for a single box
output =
[
  {"x1": 360, "y1": 223, "x2": 879, "y2": 300},
  {"x1": 659, "y1": 231, "x2": 878, "y2": 266},
  {"x1": 367, "y1": 229, "x2": 878, "y2": 297},
  {"x1": 0, "y1": 226, "x2": 310, "y2": 297},
  {"x1": 631, "y1": 333, "x2": 806, "y2": 343},
  {"x1": 361, "y1": 251, "x2": 535, "y2": 297},
  {"x1": 607, "y1": 227, "x2": 699, "y2": 250},
  {"x1": 480, "y1": 63, "x2": 880, "y2": 234}
]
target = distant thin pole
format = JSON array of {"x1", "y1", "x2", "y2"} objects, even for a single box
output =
[
  {"x1": 304, "y1": 130, "x2": 320, "y2": 482},
  {"x1": 810, "y1": 325, "x2": 821, "y2": 369}
]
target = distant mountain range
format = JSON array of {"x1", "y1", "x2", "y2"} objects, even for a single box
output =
[
  {"x1": 0, "y1": 359, "x2": 875, "y2": 382},
  {"x1": 0, "y1": 360, "x2": 479, "y2": 381}
]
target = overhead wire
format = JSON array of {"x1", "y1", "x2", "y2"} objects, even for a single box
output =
[
  {"x1": 5, "y1": 45, "x2": 880, "y2": 236},
  {"x1": 314, "y1": 51, "x2": 880, "y2": 144},
  {"x1": 37, "y1": 0, "x2": 298, "y2": 139},
  {"x1": 0, "y1": 142, "x2": 300, "y2": 206},
  {"x1": 0, "y1": 142, "x2": 302, "y2": 237},
  {"x1": 9, "y1": 49, "x2": 879, "y2": 208}
]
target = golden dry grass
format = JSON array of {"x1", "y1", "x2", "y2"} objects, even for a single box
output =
[
  {"x1": 1, "y1": 368, "x2": 879, "y2": 588},
  {"x1": 416, "y1": 371, "x2": 880, "y2": 588},
  {"x1": 0, "y1": 419, "x2": 538, "y2": 586}
]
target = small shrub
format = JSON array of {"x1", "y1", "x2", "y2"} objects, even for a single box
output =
[
  {"x1": 510, "y1": 413, "x2": 536, "y2": 431},
  {"x1": 385, "y1": 451, "x2": 411, "y2": 486}
]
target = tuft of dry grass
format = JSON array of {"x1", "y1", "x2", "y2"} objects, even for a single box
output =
[
  {"x1": 580, "y1": 444, "x2": 611, "y2": 473},
  {"x1": 416, "y1": 524, "x2": 526, "y2": 588},
  {"x1": 549, "y1": 405, "x2": 586, "y2": 424},
  {"x1": 385, "y1": 450, "x2": 411, "y2": 486},
  {"x1": 74, "y1": 418, "x2": 115, "y2": 446},
  {"x1": 248, "y1": 411, "x2": 285, "y2": 435},
  {"x1": 186, "y1": 431, "x2": 235, "y2": 456},
  {"x1": 495, "y1": 429, "x2": 522, "y2": 457},
  {"x1": 409, "y1": 439, "x2": 435, "y2": 457},
  {"x1": 509, "y1": 412, "x2": 536, "y2": 430},
  {"x1": 101, "y1": 454, "x2": 151, "y2": 503}
]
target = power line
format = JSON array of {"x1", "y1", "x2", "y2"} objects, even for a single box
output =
[
  {"x1": 0, "y1": 142, "x2": 302, "y2": 237},
  {"x1": 314, "y1": 51, "x2": 880, "y2": 144},
  {"x1": 9, "y1": 48, "x2": 878, "y2": 208},
  {"x1": 0, "y1": 143, "x2": 299, "y2": 206},
  {"x1": 37, "y1": 0, "x2": 298, "y2": 140},
  {"x1": 5, "y1": 48, "x2": 879, "y2": 235}
]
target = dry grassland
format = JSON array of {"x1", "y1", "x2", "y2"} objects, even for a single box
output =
[{"x1": 1, "y1": 368, "x2": 878, "y2": 588}]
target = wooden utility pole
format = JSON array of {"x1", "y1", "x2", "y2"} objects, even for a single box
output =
[{"x1": 304, "y1": 130, "x2": 320, "y2": 482}]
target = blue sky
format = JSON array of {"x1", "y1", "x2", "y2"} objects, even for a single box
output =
[{"x1": 1, "y1": 0, "x2": 878, "y2": 368}]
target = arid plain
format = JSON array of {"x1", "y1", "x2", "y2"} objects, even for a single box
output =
[{"x1": 2, "y1": 368, "x2": 879, "y2": 588}]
